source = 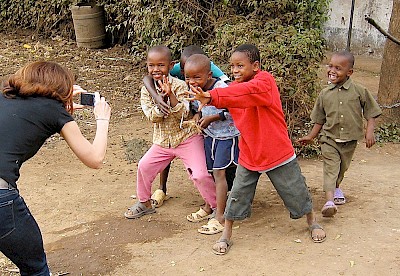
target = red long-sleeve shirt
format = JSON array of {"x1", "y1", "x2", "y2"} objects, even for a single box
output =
[{"x1": 209, "y1": 70, "x2": 294, "y2": 171}]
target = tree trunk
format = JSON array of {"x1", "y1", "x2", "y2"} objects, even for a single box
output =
[{"x1": 377, "y1": 0, "x2": 400, "y2": 124}]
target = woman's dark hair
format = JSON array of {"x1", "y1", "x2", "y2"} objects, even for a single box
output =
[
  {"x1": 233, "y1": 44, "x2": 260, "y2": 63},
  {"x1": 2, "y1": 61, "x2": 75, "y2": 113}
]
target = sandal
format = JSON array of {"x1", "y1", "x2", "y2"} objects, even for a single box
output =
[
  {"x1": 321, "y1": 200, "x2": 337, "y2": 217},
  {"x1": 333, "y1": 188, "x2": 346, "y2": 205},
  {"x1": 151, "y1": 189, "x2": 169, "y2": 208},
  {"x1": 124, "y1": 202, "x2": 156, "y2": 219},
  {"x1": 212, "y1": 239, "x2": 233, "y2": 255},
  {"x1": 309, "y1": 223, "x2": 326, "y2": 243},
  {"x1": 198, "y1": 218, "x2": 224, "y2": 235},
  {"x1": 186, "y1": 208, "x2": 213, "y2": 222}
]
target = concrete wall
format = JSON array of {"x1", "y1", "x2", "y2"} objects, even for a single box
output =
[{"x1": 323, "y1": 0, "x2": 393, "y2": 56}]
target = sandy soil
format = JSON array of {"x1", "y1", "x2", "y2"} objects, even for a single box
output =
[{"x1": 1, "y1": 33, "x2": 399, "y2": 276}]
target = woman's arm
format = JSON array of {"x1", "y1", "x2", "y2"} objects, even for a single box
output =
[{"x1": 61, "y1": 95, "x2": 111, "y2": 169}]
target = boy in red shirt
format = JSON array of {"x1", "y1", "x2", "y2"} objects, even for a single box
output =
[{"x1": 188, "y1": 44, "x2": 326, "y2": 255}]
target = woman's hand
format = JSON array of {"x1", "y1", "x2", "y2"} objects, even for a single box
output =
[
  {"x1": 93, "y1": 92, "x2": 111, "y2": 121},
  {"x1": 72, "y1": 84, "x2": 86, "y2": 110}
]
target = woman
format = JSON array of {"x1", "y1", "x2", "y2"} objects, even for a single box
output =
[{"x1": 0, "y1": 61, "x2": 111, "y2": 275}]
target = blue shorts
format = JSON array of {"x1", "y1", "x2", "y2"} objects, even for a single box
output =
[{"x1": 204, "y1": 136, "x2": 239, "y2": 171}]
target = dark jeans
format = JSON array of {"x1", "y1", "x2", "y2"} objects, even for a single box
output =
[{"x1": 0, "y1": 188, "x2": 50, "y2": 276}]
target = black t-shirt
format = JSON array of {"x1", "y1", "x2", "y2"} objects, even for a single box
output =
[{"x1": 0, "y1": 93, "x2": 74, "y2": 188}]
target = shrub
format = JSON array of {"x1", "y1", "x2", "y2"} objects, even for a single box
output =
[{"x1": 0, "y1": 0, "x2": 332, "y2": 157}]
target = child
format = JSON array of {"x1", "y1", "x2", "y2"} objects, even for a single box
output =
[
  {"x1": 188, "y1": 44, "x2": 326, "y2": 255},
  {"x1": 124, "y1": 45, "x2": 216, "y2": 219},
  {"x1": 171, "y1": 45, "x2": 230, "y2": 83},
  {"x1": 183, "y1": 54, "x2": 240, "y2": 234},
  {"x1": 142, "y1": 45, "x2": 233, "y2": 210},
  {"x1": 298, "y1": 51, "x2": 382, "y2": 217}
]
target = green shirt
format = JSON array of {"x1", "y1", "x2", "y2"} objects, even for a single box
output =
[{"x1": 311, "y1": 78, "x2": 382, "y2": 141}]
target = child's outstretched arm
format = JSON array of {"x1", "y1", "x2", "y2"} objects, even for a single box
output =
[
  {"x1": 186, "y1": 85, "x2": 211, "y2": 111},
  {"x1": 297, "y1": 123, "x2": 323, "y2": 144},
  {"x1": 143, "y1": 75, "x2": 170, "y2": 115},
  {"x1": 365, "y1": 117, "x2": 377, "y2": 148}
]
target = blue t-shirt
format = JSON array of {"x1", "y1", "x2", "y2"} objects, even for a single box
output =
[
  {"x1": 170, "y1": 61, "x2": 230, "y2": 82},
  {"x1": 192, "y1": 80, "x2": 240, "y2": 140}
]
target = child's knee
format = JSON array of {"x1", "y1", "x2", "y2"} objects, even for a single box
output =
[{"x1": 190, "y1": 170, "x2": 212, "y2": 183}]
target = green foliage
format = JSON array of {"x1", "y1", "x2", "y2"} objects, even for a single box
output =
[
  {"x1": 0, "y1": 0, "x2": 73, "y2": 37},
  {"x1": 0, "y1": 0, "x2": 332, "y2": 156},
  {"x1": 376, "y1": 123, "x2": 400, "y2": 143}
]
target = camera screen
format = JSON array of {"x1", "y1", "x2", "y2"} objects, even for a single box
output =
[{"x1": 80, "y1": 93, "x2": 95, "y2": 106}]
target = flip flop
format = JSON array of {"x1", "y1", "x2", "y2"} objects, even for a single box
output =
[
  {"x1": 212, "y1": 239, "x2": 233, "y2": 255},
  {"x1": 321, "y1": 200, "x2": 337, "y2": 217},
  {"x1": 198, "y1": 218, "x2": 224, "y2": 235},
  {"x1": 186, "y1": 208, "x2": 213, "y2": 222},
  {"x1": 124, "y1": 202, "x2": 156, "y2": 219},
  {"x1": 151, "y1": 189, "x2": 170, "y2": 208},
  {"x1": 333, "y1": 188, "x2": 346, "y2": 205},
  {"x1": 309, "y1": 223, "x2": 326, "y2": 243}
]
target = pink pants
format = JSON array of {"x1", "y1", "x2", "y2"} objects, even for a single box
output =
[{"x1": 136, "y1": 134, "x2": 217, "y2": 208}]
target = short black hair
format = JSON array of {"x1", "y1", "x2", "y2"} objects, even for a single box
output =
[
  {"x1": 233, "y1": 44, "x2": 260, "y2": 63},
  {"x1": 334, "y1": 51, "x2": 355, "y2": 68},
  {"x1": 185, "y1": 54, "x2": 211, "y2": 73},
  {"x1": 181, "y1": 45, "x2": 205, "y2": 59},
  {"x1": 148, "y1": 45, "x2": 172, "y2": 62}
]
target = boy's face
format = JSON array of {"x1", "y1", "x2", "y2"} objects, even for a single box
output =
[
  {"x1": 146, "y1": 51, "x2": 173, "y2": 81},
  {"x1": 326, "y1": 54, "x2": 353, "y2": 85},
  {"x1": 230, "y1": 52, "x2": 259, "y2": 83},
  {"x1": 184, "y1": 63, "x2": 212, "y2": 89}
]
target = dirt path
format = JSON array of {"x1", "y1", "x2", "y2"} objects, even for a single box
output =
[{"x1": 1, "y1": 33, "x2": 399, "y2": 276}]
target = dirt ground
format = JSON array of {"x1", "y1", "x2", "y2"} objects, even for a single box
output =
[{"x1": 1, "y1": 32, "x2": 400, "y2": 276}]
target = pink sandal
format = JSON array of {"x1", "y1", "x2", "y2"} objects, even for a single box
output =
[
  {"x1": 321, "y1": 200, "x2": 337, "y2": 217},
  {"x1": 334, "y1": 188, "x2": 346, "y2": 205}
]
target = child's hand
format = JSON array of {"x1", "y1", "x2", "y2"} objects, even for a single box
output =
[
  {"x1": 198, "y1": 116, "x2": 213, "y2": 129},
  {"x1": 185, "y1": 85, "x2": 211, "y2": 111},
  {"x1": 158, "y1": 75, "x2": 172, "y2": 97},
  {"x1": 365, "y1": 118, "x2": 377, "y2": 148},
  {"x1": 192, "y1": 112, "x2": 201, "y2": 123},
  {"x1": 296, "y1": 136, "x2": 314, "y2": 145},
  {"x1": 365, "y1": 132, "x2": 376, "y2": 148},
  {"x1": 152, "y1": 92, "x2": 170, "y2": 115}
]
